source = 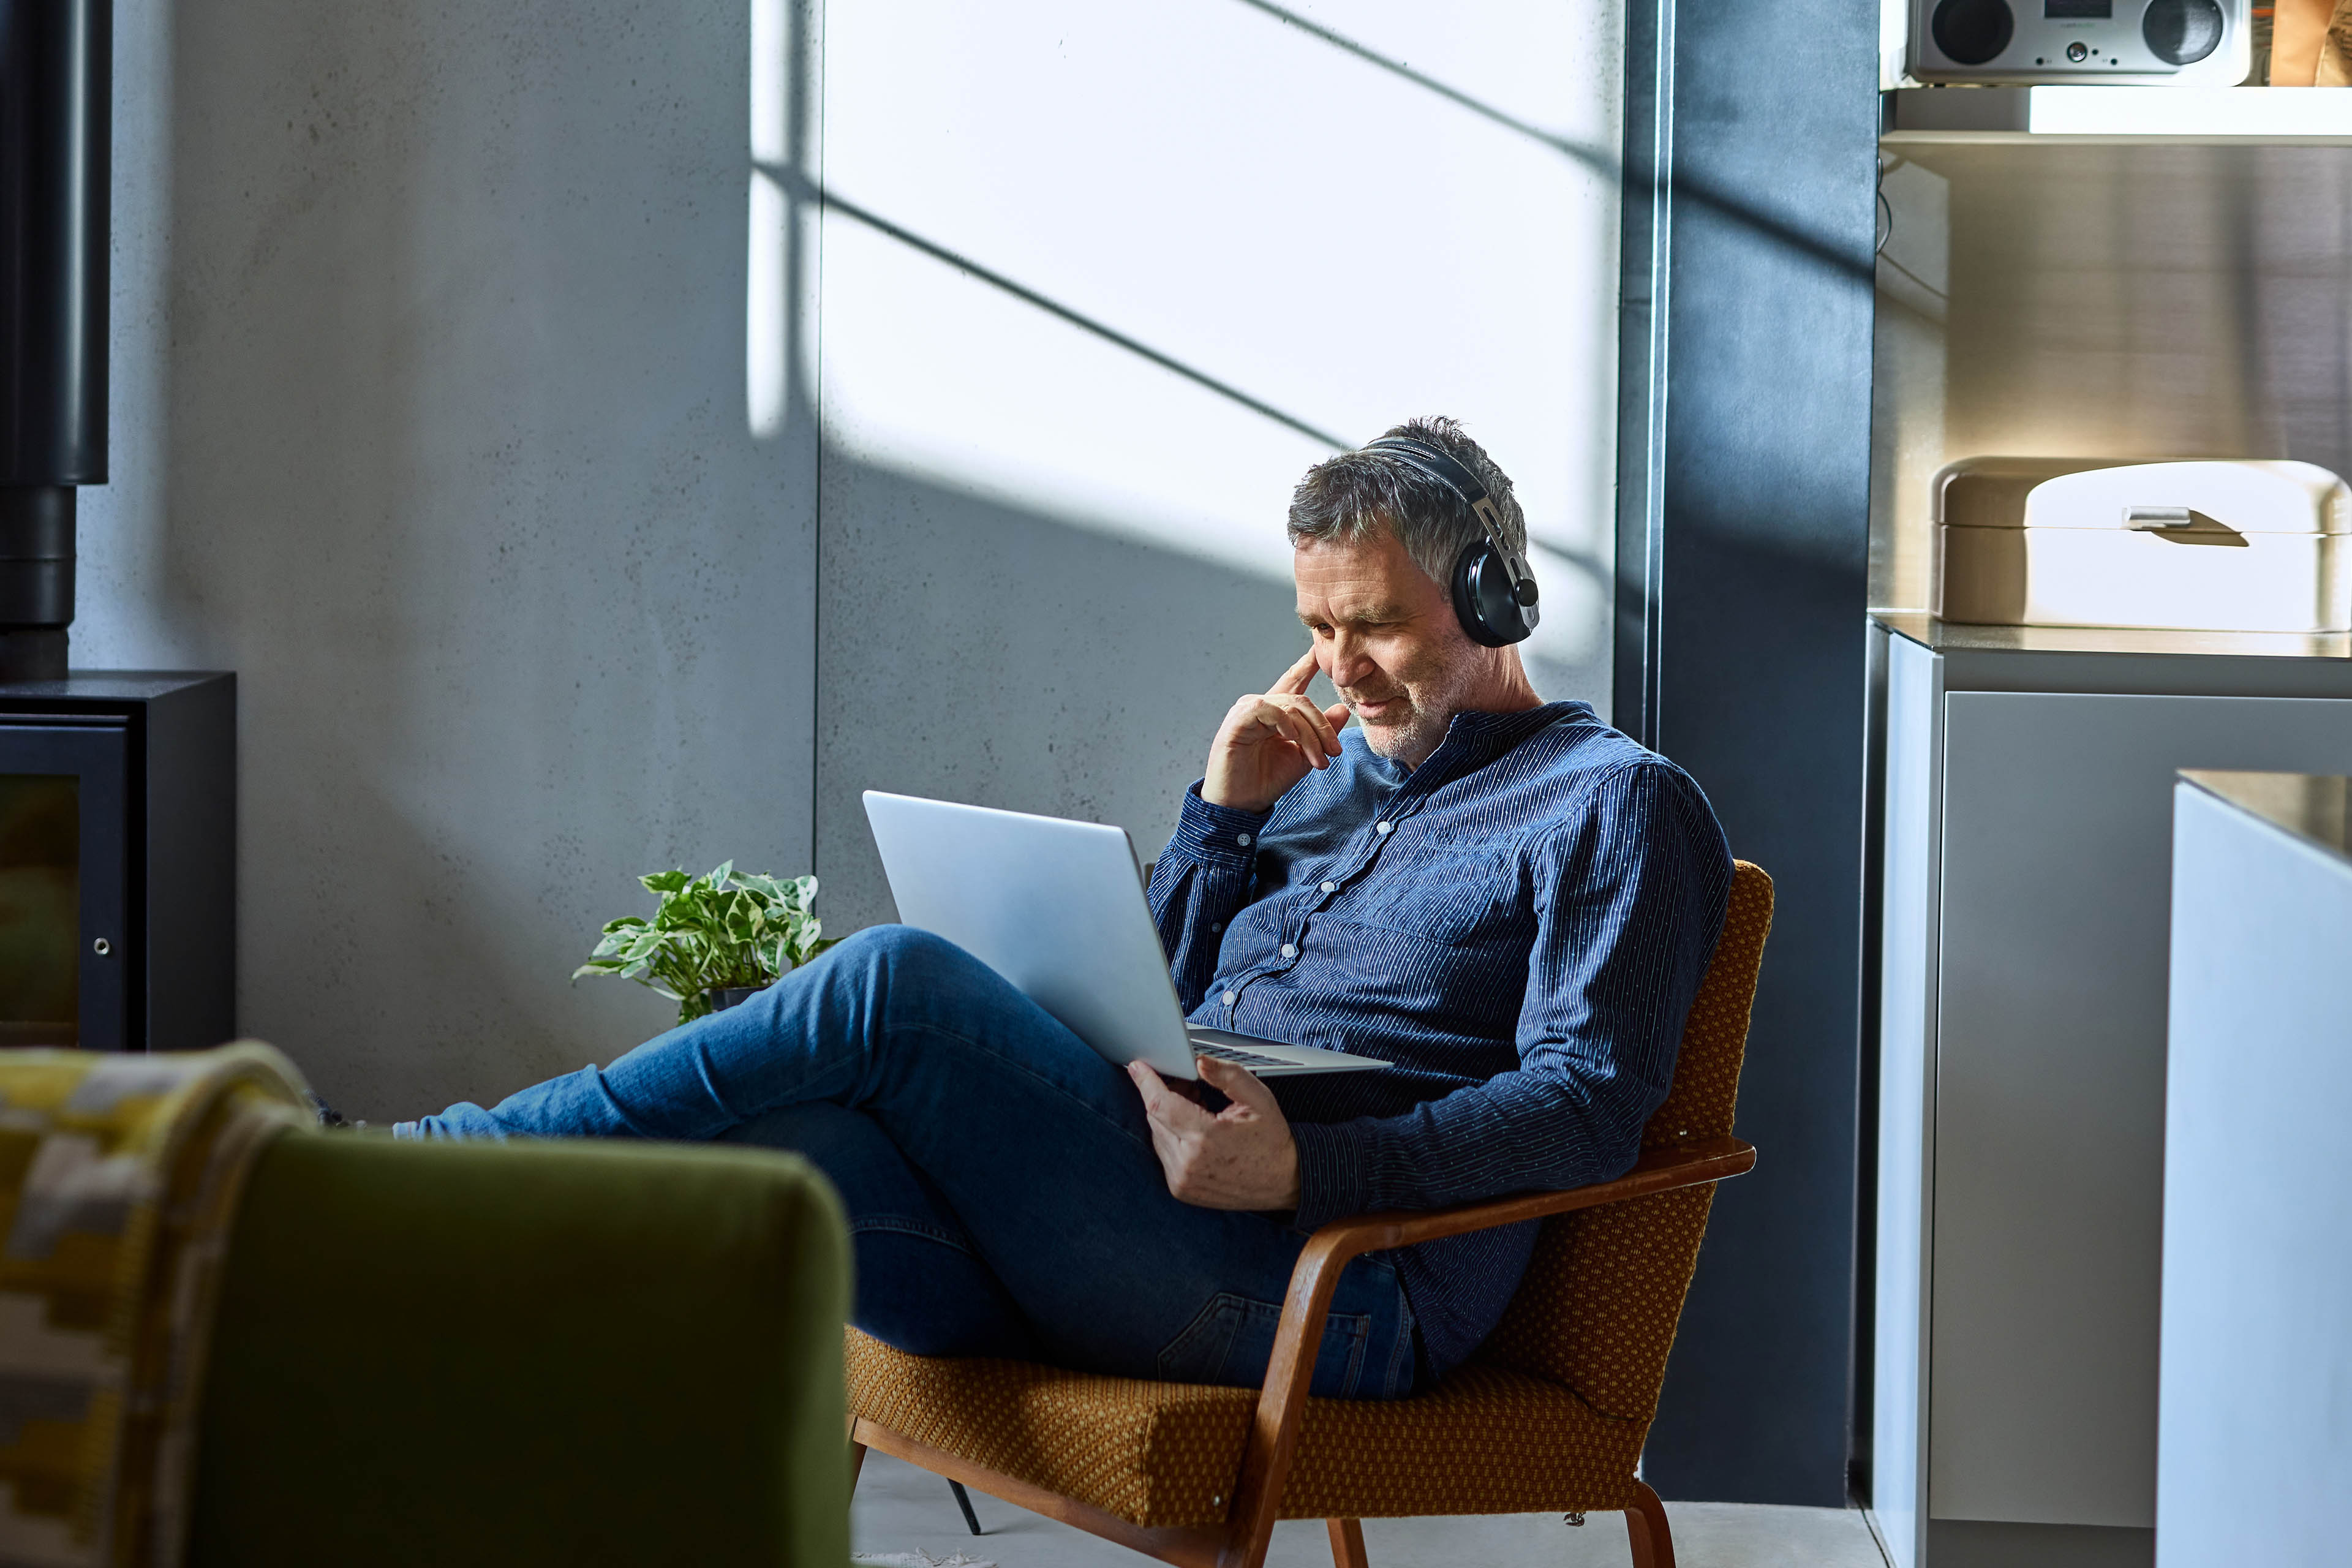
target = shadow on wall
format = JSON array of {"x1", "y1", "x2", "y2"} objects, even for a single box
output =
[
  {"x1": 810, "y1": 448, "x2": 1625, "y2": 938},
  {"x1": 813, "y1": 452, "x2": 1310, "y2": 934}
]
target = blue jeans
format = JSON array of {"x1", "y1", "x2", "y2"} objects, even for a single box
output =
[{"x1": 398, "y1": 925, "x2": 1419, "y2": 1399}]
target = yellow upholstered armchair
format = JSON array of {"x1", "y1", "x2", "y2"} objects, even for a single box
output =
[{"x1": 849, "y1": 860, "x2": 1773, "y2": 1568}]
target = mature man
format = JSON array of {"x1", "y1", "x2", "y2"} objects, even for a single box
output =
[{"x1": 398, "y1": 418, "x2": 1732, "y2": 1402}]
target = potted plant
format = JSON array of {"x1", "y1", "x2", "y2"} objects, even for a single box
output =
[{"x1": 573, "y1": 862, "x2": 838, "y2": 1025}]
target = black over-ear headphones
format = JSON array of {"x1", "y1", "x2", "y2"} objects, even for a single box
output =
[{"x1": 1358, "y1": 436, "x2": 1541, "y2": 647}]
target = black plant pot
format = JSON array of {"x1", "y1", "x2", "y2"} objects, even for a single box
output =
[{"x1": 706, "y1": 984, "x2": 771, "y2": 1013}]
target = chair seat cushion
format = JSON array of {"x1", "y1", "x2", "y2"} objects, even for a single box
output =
[{"x1": 846, "y1": 1329, "x2": 1645, "y2": 1528}]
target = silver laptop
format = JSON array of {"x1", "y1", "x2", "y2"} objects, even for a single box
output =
[{"x1": 863, "y1": 791, "x2": 1388, "y2": 1080}]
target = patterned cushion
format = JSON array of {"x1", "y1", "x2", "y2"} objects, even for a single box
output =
[
  {"x1": 850, "y1": 862, "x2": 1773, "y2": 1526},
  {"x1": 0, "y1": 1044, "x2": 312, "y2": 1566},
  {"x1": 847, "y1": 1331, "x2": 1643, "y2": 1526}
]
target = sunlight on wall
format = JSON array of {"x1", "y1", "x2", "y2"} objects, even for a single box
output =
[
  {"x1": 812, "y1": 0, "x2": 1623, "y2": 693},
  {"x1": 745, "y1": 0, "x2": 789, "y2": 439}
]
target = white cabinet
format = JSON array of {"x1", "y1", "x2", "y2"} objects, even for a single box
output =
[
  {"x1": 1868, "y1": 616, "x2": 2352, "y2": 1568},
  {"x1": 2158, "y1": 774, "x2": 2352, "y2": 1568}
]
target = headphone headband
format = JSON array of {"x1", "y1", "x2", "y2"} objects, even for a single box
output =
[
  {"x1": 1355, "y1": 434, "x2": 1540, "y2": 645},
  {"x1": 1359, "y1": 437, "x2": 1533, "y2": 586},
  {"x1": 1359, "y1": 436, "x2": 1492, "y2": 508}
]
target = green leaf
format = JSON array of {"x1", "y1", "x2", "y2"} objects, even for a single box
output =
[{"x1": 582, "y1": 861, "x2": 861, "y2": 1021}]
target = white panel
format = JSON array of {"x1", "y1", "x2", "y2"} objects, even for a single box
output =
[
  {"x1": 1931, "y1": 693, "x2": 2352, "y2": 1525},
  {"x1": 1871, "y1": 633, "x2": 1945, "y2": 1568},
  {"x1": 2158, "y1": 786, "x2": 2352, "y2": 1567}
]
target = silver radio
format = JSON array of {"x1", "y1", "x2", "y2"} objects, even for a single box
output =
[{"x1": 1909, "y1": 0, "x2": 2249, "y2": 83}]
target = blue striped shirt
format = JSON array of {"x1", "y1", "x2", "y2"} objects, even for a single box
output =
[{"x1": 1147, "y1": 701, "x2": 1732, "y2": 1374}]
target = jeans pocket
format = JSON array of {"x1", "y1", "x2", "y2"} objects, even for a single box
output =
[
  {"x1": 1155, "y1": 1291, "x2": 1378, "y2": 1394},
  {"x1": 1156, "y1": 1293, "x2": 1269, "y2": 1384}
]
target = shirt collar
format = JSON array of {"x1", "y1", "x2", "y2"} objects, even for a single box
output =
[{"x1": 1400, "y1": 700, "x2": 1586, "y2": 783}]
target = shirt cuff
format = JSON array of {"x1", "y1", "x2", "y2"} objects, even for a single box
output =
[
  {"x1": 1289, "y1": 1120, "x2": 1371, "y2": 1230},
  {"x1": 1166, "y1": 783, "x2": 1271, "y2": 869}
]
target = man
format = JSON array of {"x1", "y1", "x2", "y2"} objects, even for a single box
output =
[{"x1": 397, "y1": 418, "x2": 1732, "y2": 1402}]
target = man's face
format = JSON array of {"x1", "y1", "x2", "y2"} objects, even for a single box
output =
[{"x1": 1293, "y1": 528, "x2": 1487, "y2": 767}]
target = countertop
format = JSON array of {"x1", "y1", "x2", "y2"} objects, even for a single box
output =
[
  {"x1": 2180, "y1": 771, "x2": 2352, "y2": 867},
  {"x1": 1872, "y1": 612, "x2": 2352, "y2": 662}
]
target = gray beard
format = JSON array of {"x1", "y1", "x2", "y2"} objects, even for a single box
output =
[{"x1": 1358, "y1": 709, "x2": 1447, "y2": 769}]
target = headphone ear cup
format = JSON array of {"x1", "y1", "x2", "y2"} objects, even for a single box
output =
[{"x1": 1451, "y1": 541, "x2": 1531, "y2": 647}]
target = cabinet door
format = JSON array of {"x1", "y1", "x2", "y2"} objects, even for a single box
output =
[
  {"x1": 1873, "y1": 632, "x2": 1942, "y2": 1568},
  {"x1": 1931, "y1": 692, "x2": 2352, "y2": 1528},
  {"x1": 0, "y1": 720, "x2": 129, "y2": 1050}
]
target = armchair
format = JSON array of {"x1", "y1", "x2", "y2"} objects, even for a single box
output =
[{"x1": 848, "y1": 859, "x2": 1774, "y2": 1568}]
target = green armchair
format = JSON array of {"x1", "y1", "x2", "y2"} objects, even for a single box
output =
[{"x1": 187, "y1": 1129, "x2": 851, "y2": 1568}]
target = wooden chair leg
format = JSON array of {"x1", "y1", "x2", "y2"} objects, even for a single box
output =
[
  {"x1": 849, "y1": 1440, "x2": 867, "y2": 1493},
  {"x1": 1625, "y1": 1480, "x2": 1675, "y2": 1568},
  {"x1": 1325, "y1": 1518, "x2": 1368, "y2": 1568}
]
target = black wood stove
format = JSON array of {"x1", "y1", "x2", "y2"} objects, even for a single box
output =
[{"x1": 2, "y1": 2, "x2": 236, "y2": 1050}]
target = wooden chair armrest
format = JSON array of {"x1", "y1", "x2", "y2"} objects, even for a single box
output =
[
  {"x1": 1303, "y1": 1135, "x2": 1755, "y2": 1257},
  {"x1": 1216, "y1": 1136, "x2": 1754, "y2": 1556}
]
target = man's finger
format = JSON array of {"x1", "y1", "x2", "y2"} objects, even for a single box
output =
[
  {"x1": 1131, "y1": 1060, "x2": 1213, "y2": 1128},
  {"x1": 1324, "y1": 701, "x2": 1352, "y2": 732},
  {"x1": 1273, "y1": 647, "x2": 1320, "y2": 696},
  {"x1": 1127, "y1": 1061, "x2": 1175, "y2": 1117},
  {"x1": 1272, "y1": 706, "x2": 1328, "y2": 767},
  {"x1": 1276, "y1": 694, "x2": 1343, "y2": 756},
  {"x1": 1195, "y1": 1055, "x2": 1278, "y2": 1110}
]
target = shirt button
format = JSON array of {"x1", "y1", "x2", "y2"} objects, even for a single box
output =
[
  {"x1": 1236, "y1": 832, "x2": 1253, "y2": 846},
  {"x1": 1280, "y1": 943, "x2": 1297, "y2": 959},
  {"x1": 1210, "y1": 921, "x2": 1223, "y2": 932},
  {"x1": 1376, "y1": 820, "x2": 1393, "y2": 835},
  {"x1": 1221, "y1": 990, "x2": 1237, "y2": 1006},
  {"x1": 1319, "y1": 881, "x2": 1336, "y2": 893}
]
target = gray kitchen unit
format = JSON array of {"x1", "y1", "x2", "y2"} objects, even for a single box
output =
[{"x1": 1866, "y1": 614, "x2": 2352, "y2": 1568}]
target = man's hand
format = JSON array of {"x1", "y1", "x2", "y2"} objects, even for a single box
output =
[
  {"x1": 1200, "y1": 650, "x2": 1352, "y2": 813},
  {"x1": 1128, "y1": 1057, "x2": 1302, "y2": 1210}
]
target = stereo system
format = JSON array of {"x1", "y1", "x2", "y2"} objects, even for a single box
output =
[{"x1": 1909, "y1": 0, "x2": 2249, "y2": 83}]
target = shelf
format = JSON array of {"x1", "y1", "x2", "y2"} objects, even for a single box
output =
[
  {"x1": 1885, "y1": 87, "x2": 2352, "y2": 145},
  {"x1": 1872, "y1": 612, "x2": 2352, "y2": 662}
]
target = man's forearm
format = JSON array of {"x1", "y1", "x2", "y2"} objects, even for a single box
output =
[
  {"x1": 1287, "y1": 1074, "x2": 1647, "y2": 1228},
  {"x1": 1147, "y1": 786, "x2": 1270, "y2": 1008}
]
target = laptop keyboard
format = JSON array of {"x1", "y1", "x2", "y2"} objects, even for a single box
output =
[{"x1": 1188, "y1": 1039, "x2": 1291, "y2": 1069}]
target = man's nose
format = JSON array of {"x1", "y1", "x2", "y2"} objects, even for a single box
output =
[{"x1": 1325, "y1": 632, "x2": 1375, "y2": 688}]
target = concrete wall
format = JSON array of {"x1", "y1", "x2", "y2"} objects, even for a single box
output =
[
  {"x1": 813, "y1": 0, "x2": 1625, "y2": 927},
  {"x1": 83, "y1": 0, "x2": 1618, "y2": 1115},
  {"x1": 83, "y1": 0, "x2": 821, "y2": 1116}
]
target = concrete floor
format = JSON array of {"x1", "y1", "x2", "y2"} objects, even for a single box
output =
[{"x1": 852, "y1": 1452, "x2": 1892, "y2": 1568}]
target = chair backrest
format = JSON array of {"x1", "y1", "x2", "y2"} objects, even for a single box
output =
[{"x1": 1472, "y1": 861, "x2": 1773, "y2": 1423}]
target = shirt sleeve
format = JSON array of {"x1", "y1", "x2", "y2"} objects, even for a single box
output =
[
  {"x1": 1147, "y1": 783, "x2": 1273, "y2": 1014},
  {"x1": 1286, "y1": 760, "x2": 1734, "y2": 1228}
]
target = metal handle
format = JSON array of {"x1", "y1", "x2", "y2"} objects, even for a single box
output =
[{"x1": 2125, "y1": 507, "x2": 2249, "y2": 546}]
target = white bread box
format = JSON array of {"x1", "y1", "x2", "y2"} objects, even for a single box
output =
[{"x1": 1935, "y1": 458, "x2": 2352, "y2": 632}]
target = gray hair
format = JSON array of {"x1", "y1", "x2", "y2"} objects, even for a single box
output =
[{"x1": 1285, "y1": 417, "x2": 1528, "y2": 584}]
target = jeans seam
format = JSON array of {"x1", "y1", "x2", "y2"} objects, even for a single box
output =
[
  {"x1": 848, "y1": 1215, "x2": 986, "y2": 1257},
  {"x1": 878, "y1": 1020, "x2": 1159, "y2": 1160},
  {"x1": 1383, "y1": 1290, "x2": 1415, "y2": 1396},
  {"x1": 1332, "y1": 1316, "x2": 1366, "y2": 1395}
]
